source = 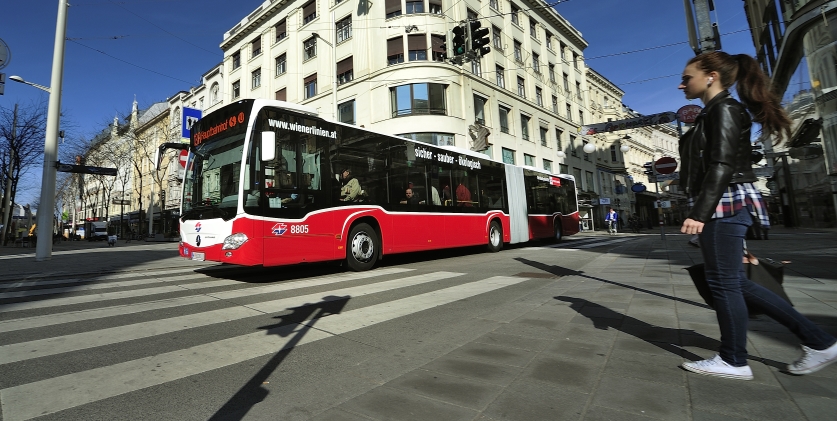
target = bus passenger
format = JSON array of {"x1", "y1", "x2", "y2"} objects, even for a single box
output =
[
  {"x1": 441, "y1": 185, "x2": 452, "y2": 205},
  {"x1": 399, "y1": 188, "x2": 423, "y2": 205},
  {"x1": 456, "y1": 182, "x2": 472, "y2": 207},
  {"x1": 430, "y1": 186, "x2": 441, "y2": 205},
  {"x1": 339, "y1": 168, "x2": 361, "y2": 202}
]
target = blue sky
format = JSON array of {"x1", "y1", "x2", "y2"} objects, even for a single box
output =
[{"x1": 3, "y1": 0, "x2": 755, "y2": 205}]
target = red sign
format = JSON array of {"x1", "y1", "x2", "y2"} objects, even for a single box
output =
[
  {"x1": 550, "y1": 177, "x2": 561, "y2": 187},
  {"x1": 677, "y1": 105, "x2": 702, "y2": 124},
  {"x1": 654, "y1": 157, "x2": 678, "y2": 174},
  {"x1": 179, "y1": 150, "x2": 188, "y2": 168}
]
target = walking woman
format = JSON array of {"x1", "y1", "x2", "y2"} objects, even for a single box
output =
[{"x1": 678, "y1": 51, "x2": 837, "y2": 380}]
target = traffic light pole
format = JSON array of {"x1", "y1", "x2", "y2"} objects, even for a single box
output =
[{"x1": 655, "y1": 180, "x2": 665, "y2": 242}]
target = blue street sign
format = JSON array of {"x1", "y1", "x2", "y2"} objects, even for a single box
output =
[
  {"x1": 631, "y1": 183, "x2": 647, "y2": 193},
  {"x1": 182, "y1": 107, "x2": 202, "y2": 139}
]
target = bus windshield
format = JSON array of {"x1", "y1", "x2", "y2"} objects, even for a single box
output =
[{"x1": 182, "y1": 133, "x2": 246, "y2": 221}]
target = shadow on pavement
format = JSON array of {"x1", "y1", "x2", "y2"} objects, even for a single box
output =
[{"x1": 208, "y1": 295, "x2": 351, "y2": 421}]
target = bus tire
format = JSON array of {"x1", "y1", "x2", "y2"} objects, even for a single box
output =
[
  {"x1": 487, "y1": 221, "x2": 503, "y2": 253},
  {"x1": 553, "y1": 220, "x2": 563, "y2": 243},
  {"x1": 346, "y1": 223, "x2": 378, "y2": 271}
]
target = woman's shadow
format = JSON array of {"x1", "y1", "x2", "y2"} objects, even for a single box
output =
[{"x1": 514, "y1": 257, "x2": 786, "y2": 369}]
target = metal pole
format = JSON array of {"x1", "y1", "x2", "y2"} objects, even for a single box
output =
[
  {"x1": 656, "y1": 180, "x2": 665, "y2": 241},
  {"x1": 1, "y1": 104, "x2": 17, "y2": 245},
  {"x1": 332, "y1": 11, "x2": 338, "y2": 121},
  {"x1": 780, "y1": 154, "x2": 798, "y2": 227},
  {"x1": 35, "y1": 0, "x2": 68, "y2": 260},
  {"x1": 148, "y1": 176, "x2": 154, "y2": 236},
  {"x1": 693, "y1": 0, "x2": 715, "y2": 53}
]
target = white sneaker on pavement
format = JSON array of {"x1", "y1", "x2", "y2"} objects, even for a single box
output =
[
  {"x1": 787, "y1": 342, "x2": 837, "y2": 375},
  {"x1": 682, "y1": 354, "x2": 753, "y2": 380}
]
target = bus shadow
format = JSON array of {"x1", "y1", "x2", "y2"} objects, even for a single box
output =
[{"x1": 208, "y1": 295, "x2": 350, "y2": 421}]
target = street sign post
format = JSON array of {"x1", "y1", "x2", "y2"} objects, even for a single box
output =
[
  {"x1": 56, "y1": 163, "x2": 117, "y2": 176},
  {"x1": 182, "y1": 107, "x2": 202, "y2": 139},
  {"x1": 654, "y1": 156, "x2": 678, "y2": 174}
]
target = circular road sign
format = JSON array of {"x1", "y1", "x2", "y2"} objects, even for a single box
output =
[
  {"x1": 654, "y1": 156, "x2": 678, "y2": 175},
  {"x1": 631, "y1": 183, "x2": 647, "y2": 193},
  {"x1": 677, "y1": 104, "x2": 702, "y2": 124},
  {"x1": 179, "y1": 150, "x2": 188, "y2": 168},
  {"x1": 0, "y1": 38, "x2": 11, "y2": 70}
]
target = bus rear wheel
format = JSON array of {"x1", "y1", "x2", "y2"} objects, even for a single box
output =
[
  {"x1": 487, "y1": 221, "x2": 503, "y2": 253},
  {"x1": 553, "y1": 220, "x2": 563, "y2": 243},
  {"x1": 346, "y1": 223, "x2": 378, "y2": 271}
]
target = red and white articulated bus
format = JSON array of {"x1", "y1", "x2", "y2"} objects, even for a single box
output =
[{"x1": 161, "y1": 99, "x2": 579, "y2": 271}]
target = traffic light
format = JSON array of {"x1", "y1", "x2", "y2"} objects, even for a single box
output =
[
  {"x1": 160, "y1": 190, "x2": 166, "y2": 203},
  {"x1": 469, "y1": 21, "x2": 490, "y2": 56},
  {"x1": 643, "y1": 162, "x2": 655, "y2": 176},
  {"x1": 452, "y1": 24, "x2": 468, "y2": 57}
]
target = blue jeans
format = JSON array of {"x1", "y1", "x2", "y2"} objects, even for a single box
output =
[{"x1": 699, "y1": 210, "x2": 836, "y2": 366}]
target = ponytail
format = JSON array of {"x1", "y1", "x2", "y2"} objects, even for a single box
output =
[
  {"x1": 733, "y1": 54, "x2": 791, "y2": 145},
  {"x1": 688, "y1": 52, "x2": 792, "y2": 145}
]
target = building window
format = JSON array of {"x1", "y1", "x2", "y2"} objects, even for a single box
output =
[
  {"x1": 559, "y1": 164, "x2": 568, "y2": 174},
  {"x1": 251, "y1": 36, "x2": 261, "y2": 58},
  {"x1": 529, "y1": 18, "x2": 537, "y2": 38},
  {"x1": 496, "y1": 64, "x2": 505, "y2": 88},
  {"x1": 232, "y1": 51, "x2": 241, "y2": 69},
  {"x1": 492, "y1": 27, "x2": 503, "y2": 50},
  {"x1": 532, "y1": 53, "x2": 540, "y2": 73},
  {"x1": 566, "y1": 103, "x2": 572, "y2": 121},
  {"x1": 545, "y1": 31, "x2": 552, "y2": 49},
  {"x1": 408, "y1": 34, "x2": 427, "y2": 61},
  {"x1": 391, "y1": 83, "x2": 446, "y2": 117},
  {"x1": 570, "y1": 134, "x2": 577, "y2": 156},
  {"x1": 338, "y1": 100, "x2": 355, "y2": 124},
  {"x1": 513, "y1": 40, "x2": 523, "y2": 62},
  {"x1": 489, "y1": 0, "x2": 499, "y2": 10},
  {"x1": 610, "y1": 145, "x2": 618, "y2": 162},
  {"x1": 336, "y1": 16, "x2": 352, "y2": 43},
  {"x1": 559, "y1": 42, "x2": 566, "y2": 61},
  {"x1": 502, "y1": 147, "x2": 515, "y2": 164},
  {"x1": 524, "y1": 153, "x2": 535, "y2": 166},
  {"x1": 573, "y1": 53, "x2": 579, "y2": 69},
  {"x1": 535, "y1": 87, "x2": 543, "y2": 107},
  {"x1": 511, "y1": 5, "x2": 520, "y2": 25},
  {"x1": 578, "y1": 110, "x2": 584, "y2": 125},
  {"x1": 275, "y1": 20, "x2": 287, "y2": 42},
  {"x1": 539, "y1": 126, "x2": 548, "y2": 146},
  {"x1": 399, "y1": 132, "x2": 455, "y2": 146},
  {"x1": 406, "y1": 0, "x2": 424, "y2": 13},
  {"x1": 543, "y1": 159, "x2": 552, "y2": 172},
  {"x1": 275, "y1": 54, "x2": 287, "y2": 76},
  {"x1": 471, "y1": 59, "x2": 481, "y2": 76},
  {"x1": 385, "y1": 0, "x2": 402, "y2": 18},
  {"x1": 517, "y1": 77, "x2": 525, "y2": 98},
  {"x1": 302, "y1": 1, "x2": 317, "y2": 24},
  {"x1": 563, "y1": 73, "x2": 570, "y2": 92},
  {"x1": 304, "y1": 74, "x2": 317, "y2": 99},
  {"x1": 303, "y1": 37, "x2": 317, "y2": 60},
  {"x1": 429, "y1": 0, "x2": 442, "y2": 14},
  {"x1": 275, "y1": 88, "x2": 287, "y2": 101},
  {"x1": 583, "y1": 139, "x2": 590, "y2": 161},
  {"x1": 431, "y1": 34, "x2": 445, "y2": 61},
  {"x1": 474, "y1": 95, "x2": 487, "y2": 125},
  {"x1": 576, "y1": 82, "x2": 582, "y2": 99},
  {"x1": 499, "y1": 105, "x2": 510, "y2": 133},
  {"x1": 551, "y1": 96, "x2": 558, "y2": 113},
  {"x1": 548, "y1": 64, "x2": 555, "y2": 83},
  {"x1": 232, "y1": 80, "x2": 240, "y2": 99},
  {"x1": 387, "y1": 37, "x2": 404, "y2": 65},
  {"x1": 251, "y1": 68, "x2": 261, "y2": 89},
  {"x1": 337, "y1": 56, "x2": 354, "y2": 85},
  {"x1": 555, "y1": 128, "x2": 563, "y2": 149},
  {"x1": 586, "y1": 171, "x2": 594, "y2": 192},
  {"x1": 520, "y1": 114, "x2": 530, "y2": 141}
]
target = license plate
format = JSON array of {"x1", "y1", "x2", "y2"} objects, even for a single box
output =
[{"x1": 191, "y1": 252, "x2": 205, "y2": 261}]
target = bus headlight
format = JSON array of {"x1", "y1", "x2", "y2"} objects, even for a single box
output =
[{"x1": 222, "y1": 233, "x2": 249, "y2": 250}]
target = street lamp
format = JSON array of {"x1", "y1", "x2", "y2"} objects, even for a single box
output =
[
  {"x1": 8, "y1": 76, "x2": 51, "y2": 93},
  {"x1": 620, "y1": 134, "x2": 631, "y2": 153},
  {"x1": 556, "y1": 150, "x2": 565, "y2": 158},
  {"x1": 582, "y1": 141, "x2": 596, "y2": 154},
  {"x1": 20, "y1": 0, "x2": 68, "y2": 261}
]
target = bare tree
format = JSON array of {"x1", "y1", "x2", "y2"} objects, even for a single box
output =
[{"x1": 0, "y1": 101, "x2": 47, "y2": 245}]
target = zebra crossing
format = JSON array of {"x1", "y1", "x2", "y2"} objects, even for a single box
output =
[{"x1": 0, "y1": 265, "x2": 535, "y2": 421}]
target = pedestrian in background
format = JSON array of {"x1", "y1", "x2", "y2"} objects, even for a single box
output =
[
  {"x1": 678, "y1": 51, "x2": 837, "y2": 380},
  {"x1": 604, "y1": 208, "x2": 618, "y2": 234}
]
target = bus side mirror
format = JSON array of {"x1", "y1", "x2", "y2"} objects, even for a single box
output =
[{"x1": 261, "y1": 131, "x2": 276, "y2": 161}]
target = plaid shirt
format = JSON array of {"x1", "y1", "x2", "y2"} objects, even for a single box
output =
[{"x1": 689, "y1": 182, "x2": 770, "y2": 228}]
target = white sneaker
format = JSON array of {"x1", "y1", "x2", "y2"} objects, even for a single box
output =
[
  {"x1": 682, "y1": 354, "x2": 753, "y2": 380},
  {"x1": 787, "y1": 342, "x2": 837, "y2": 375}
]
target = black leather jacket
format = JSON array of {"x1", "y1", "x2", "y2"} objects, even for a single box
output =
[{"x1": 679, "y1": 91, "x2": 757, "y2": 222}]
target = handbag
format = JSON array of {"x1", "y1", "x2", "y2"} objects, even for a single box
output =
[{"x1": 686, "y1": 254, "x2": 791, "y2": 315}]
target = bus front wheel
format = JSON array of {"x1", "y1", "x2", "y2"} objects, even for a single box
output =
[
  {"x1": 346, "y1": 223, "x2": 378, "y2": 271},
  {"x1": 553, "y1": 220, "x2": 563, "y2": 243},
  {"x1": 487, "y1": 221, "x2": 503, "y2": 253}
]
